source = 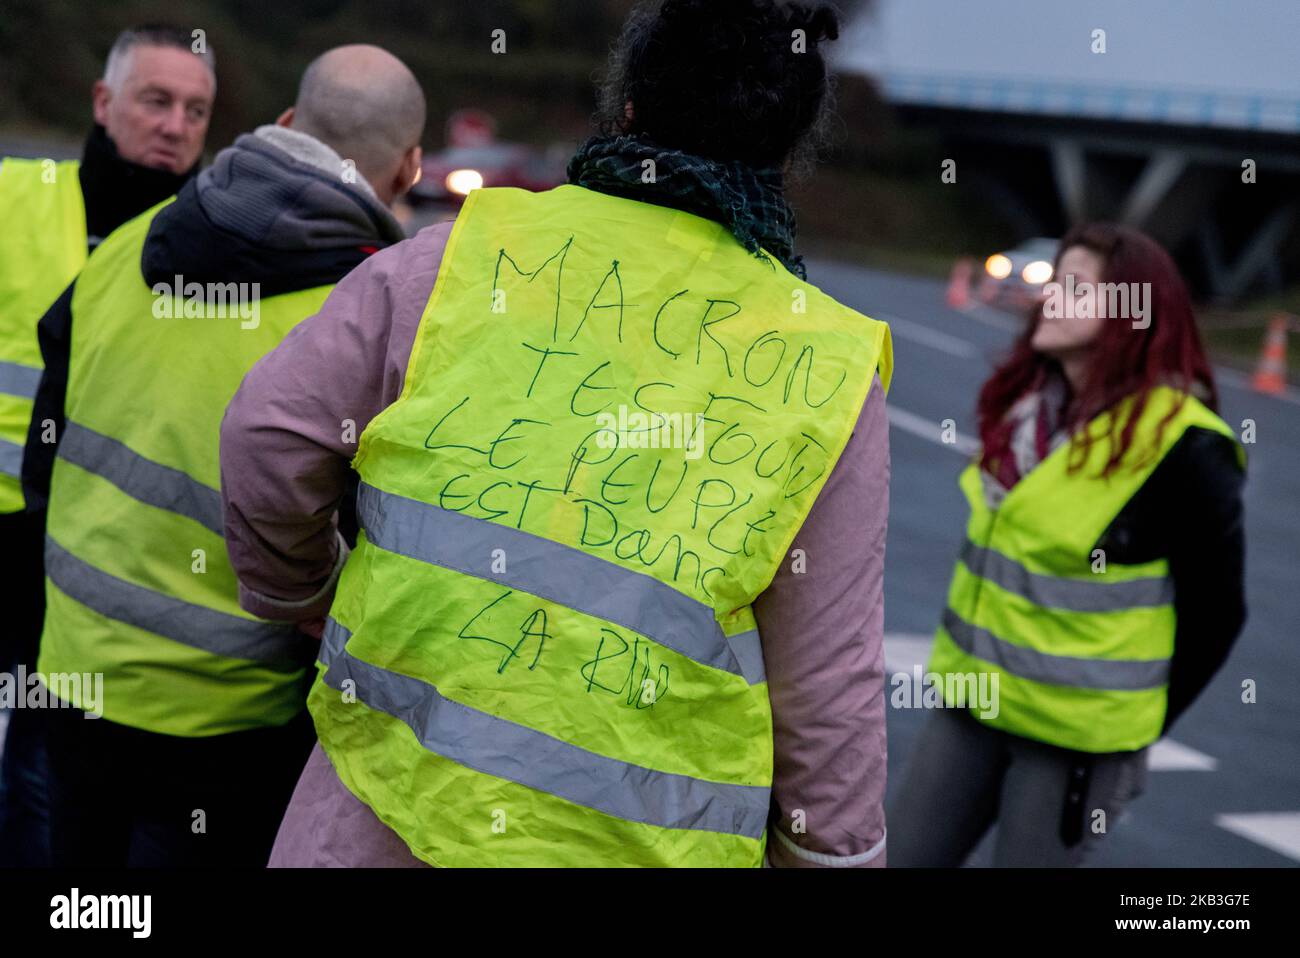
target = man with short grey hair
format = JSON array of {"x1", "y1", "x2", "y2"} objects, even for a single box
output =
[
  {"x1": 103, "y1": 23, "x2": 216, "y2": 91},
  {"x1": 0, "y1": 22, "x2": 217, "y2": 868},
  {"x1": 92, "y1": 23, "x2": 216, "y2": 179}
]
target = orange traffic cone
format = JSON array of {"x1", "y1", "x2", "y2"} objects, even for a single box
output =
[
  {"x1": 946, "y1": 257, "x2": 973, "y2": 308},
  {"x1": 1251, "y1": 314, "x2": 1291, "y2": 395},
  {"x1": 976, "y1": 272, "x2": 999, "y2": 304}
]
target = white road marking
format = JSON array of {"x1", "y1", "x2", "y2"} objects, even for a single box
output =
[
  {"x1": 878, "y1": 312, "x2": 981, "y2": 359},
  {"x1": 887, "y1": 406, "x2": 979, "y2": 456},
  {"x1": 884, "y1": 633, "x2": 935, "y2": 676},
  {"x1": 885, "y1": 633, "x2": 1217, "y2": 772},
  {"x1": 954, "y1": 302, "x2": 1022, "y2": 333},
  {"x1": 1146, "y1": 739, "x2": 1218, "y2": 772},
  {"x1": 1215, "y1": 812, "x2": 1300, "y2": 862}
]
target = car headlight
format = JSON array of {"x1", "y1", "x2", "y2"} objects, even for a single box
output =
[
  {"x1": 445, "y1": 169, "x2": 484, "y2": 195},
  {"x1": 1021, "y1": 260, "x2": 1053, "y2": 285},
  {"x1": 985, "y1": 254, "x2": 1013, "y2": 280}
]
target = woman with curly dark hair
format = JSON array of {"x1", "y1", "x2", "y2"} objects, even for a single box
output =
[
  {"x1": 222, "y1": 0, "x2": 896, "y2": 867},
  {"x1": 888, "y1": 224, "x2": 1247, "y2": 867}
]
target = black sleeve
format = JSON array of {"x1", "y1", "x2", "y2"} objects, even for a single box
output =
[
  {"x1": 21, "y1": 279, "x2": 76, "y2": 512},
  {"x1": 1160, "y1": 428, "x2": 1248, "y2": 732}
]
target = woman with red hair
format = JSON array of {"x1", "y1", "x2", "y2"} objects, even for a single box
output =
[{"x1": 889, "y1": 223, "x2": 1247, "y2": 866}]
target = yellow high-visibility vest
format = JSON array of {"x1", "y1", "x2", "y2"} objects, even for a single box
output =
[
  {"x1": 312, "y1": 184, "x2": 894, "y2": 866},
  {"x1": 39, "y1": 200, "x2": 332, "y2": 736},
  {"x1": 928, "y1": 386, "x2": 1243, "y2": 752},
  {"x1": 0, "y1": 158, "x2": 86, "y2": 512}
]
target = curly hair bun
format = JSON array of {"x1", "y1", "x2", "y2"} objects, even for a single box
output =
[
  {"x1": 660, "y1": 0, "x2": 839, "y2": 44},
  {"x1": 790, "y1": 3, "x2": 840, "y2": 43},
  {"x1": 612, "y1": 0, "x2": 841, "y2": 167}
]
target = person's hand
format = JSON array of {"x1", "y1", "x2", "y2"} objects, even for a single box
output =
[{"x1": 297, "y1": 617, "x2": 326, "y2": 640}]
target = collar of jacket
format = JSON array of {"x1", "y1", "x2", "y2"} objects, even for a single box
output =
[
  {"x1": 566, "y1": 133, "x2": 806, "y2": 280},
  {"x1": 78, "y1": 123, "x2": 198, "y2": 248},
  {"x1": 251, "y1": 124, "x2": 385, "y2": 204},
  {"x1": 141, "y1": 126, "x2": 405, "y2": 298}
]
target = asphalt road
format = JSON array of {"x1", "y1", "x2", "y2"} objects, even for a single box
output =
[{"x1": 805, "y1": 257, "x2": 1300, "y2": 867}]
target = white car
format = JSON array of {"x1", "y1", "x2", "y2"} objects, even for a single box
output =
[{"x1": 978, "y1": 237, "x2": 1059, "y2": 308}]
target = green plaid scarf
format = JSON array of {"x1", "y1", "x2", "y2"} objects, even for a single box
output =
[{"x1": 566, "y1": 134, "x2": 807, "y2": 280}]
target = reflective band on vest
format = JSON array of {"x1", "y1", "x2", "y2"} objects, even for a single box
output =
[
  {"x1": 46, "y1": 535, "x2": 311, "y2": 667},
  {"x1": 357, "y1": 480, "x2": 766, "y2": 684},
  {"x1": 941, "y1": 607, "x2": 1170, "y2": 691},
  {"x1": 927, "y1": 386, "x2": 1243, "y2": 753},
  {"x1": 311, "y1": 184, "x2": 893, "y2": 866},
  {"x1": 0, "y1": 360, "x2": 41, "y2": 478},
  {"x1": 959, "y1": 539, "x2": 1174, "y2": 612},
  {"x1": 0, "y1": 158, "x2": 87, "y2": 512},
  {"x1": 0, "y1": 359, "x2": 42, "y2": 399},
  {"x1": 319, "y1": 617, "x2": 769, "y2": 837},
  {"x1": 0, "y1": 438, "x2": 21, "y2": 478},
  {"x1": 38, "y1": 199, "x2": 334, "y2": 736},
  {"x1": 59, "y1": 419, "x2": 224, "y2": 535}
]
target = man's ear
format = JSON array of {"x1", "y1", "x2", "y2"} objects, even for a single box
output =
[
  {"x1": 92, "y1": 79, "x2": 112, "y2": 127},
  {"x1": 275, "y1": 106, "x2": 295, "y2": 129},
  {"x1": 394, "y1": 144, "x2": 422, "y2": 197}
]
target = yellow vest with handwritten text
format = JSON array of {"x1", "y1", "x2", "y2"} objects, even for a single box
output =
[{"x1": 311, "y1": 185, "x2": 893, "y2": 866}]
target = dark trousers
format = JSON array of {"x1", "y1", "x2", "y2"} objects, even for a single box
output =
[
  {"x1": 0, "y1": 705, "x2": 51, "y2": 866},
  {"x1": 44, "y1": 705, "x2": 316, "y2": 867},
  {"x1": 0, "y1": 509, "x2": 46, "y2": 673},
  {"x1": 888, "y1": 705, "x2": 1149, "y2": 867},
  {"x1": 0, "y1": 509, "x2": 52, "y2": 866}
]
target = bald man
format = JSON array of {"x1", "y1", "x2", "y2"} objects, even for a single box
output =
[
  {"x1": 277, "y1": 44, "x2": 424, "y2": 206},
  {"x1": 26, "y1": 45, "x2": 425, "y2": 868}
]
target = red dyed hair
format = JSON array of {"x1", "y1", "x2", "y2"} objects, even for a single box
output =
[{"x1": 977, "y1": 223, "x2": 1219, "y2": 479}]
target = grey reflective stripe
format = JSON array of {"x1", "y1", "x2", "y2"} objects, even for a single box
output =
[
  {"x1": 0, "y1": 360, "x2": 40, "y2": 400},
  {"x1": 358, "y1": 482, "x2": 757, "y2": 682},
  {"x1": 962, "y1": 540, "x2": 1173, "y2": 612},
  {"x1": 57, "y1": 420, "x2": 223, "y2": 535},
  {"x1": 320, "y1": 618, "x2": 768, "y2": 838},
  {"x1": 46, "y1": 536, "x2": 313, "y2": 669},
  {"x1": 941, "y1": 607, "x2": 1169, "y2": 691},
  {"x1": 727, "y1": 630, "x2": 766, "y2": 685},
  {"x1": 0, "y1": 438, "x2": 21, "y2": 479}
]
